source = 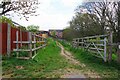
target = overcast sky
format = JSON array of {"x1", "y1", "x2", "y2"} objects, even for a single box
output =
[{"x1": 10, "y1": 0, "x2": 83, "y2": 31}]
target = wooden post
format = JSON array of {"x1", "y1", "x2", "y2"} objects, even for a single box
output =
[
  {"x1": 16, "y1": 31, "x2": 19, "y2": 58},
  {"x1": 39, "y1": 37, "x2": 41, "y2": 46},
  {"x1": 20, "y1": 29, "x2": 22, "y2": 47},
  {"x1": 118, "y1": 44, "x2": 120, "y2": 63},
  {"x1": 7, "y1": 24, "x2": 11, "y2": 57},
  {"x1": 82, "y1": 38, "x2": 84, "y2": 48},
  {"x1": 108, "y1": 31, "x2": 113, "y2": 62},
  {"x1": 0, "y1": 23, "x2": 2, "y2": 54},
  {"x1": 76, "y1": 39, "x2": 78, "y2": 48},
  {"x1": 34, "y1": 33, "x2": 36, "y2": 54},
  {"x1": 78, "y1": 38, "x2": 79, "y2": 48},
  {"x1": 29, "y1": 32, "x2": 32, "y2": 58},
  {"x1": 104, "y1": 38, "x2": 107, "y2": 62}
]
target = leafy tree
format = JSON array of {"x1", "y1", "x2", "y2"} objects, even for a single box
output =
[
  {"x1": 70, "y1": 13, "x2": 103, "y2": 37},
  {"x1": 0, "y1": 0, "x2": 39, "y2": 20},
  {"x1": 63, "y1": 12, "x2": 106, "y2": 41},
  {"x1": 27, "y1": 25, "x2": 39, "y2": 33},
  {"x1": 18, "y1": 26, "x2": 26, "y2": 31}
]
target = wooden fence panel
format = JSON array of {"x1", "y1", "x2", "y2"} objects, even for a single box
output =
[
  {"x1": 11, "y1": 28, "x2": 23, "y2": 51},
  {"x1": 1, "y1": 23, "x2": 29, "y2": 55},
  {"x1": 11, "y1": 27, "x2": 18, "y2": 51},
  {"x1": 2, "y1": 23, "x2": 8, "y2": 55},
  {"x1": 22, "y1": 31, "x2": 28, "y2": 41}
]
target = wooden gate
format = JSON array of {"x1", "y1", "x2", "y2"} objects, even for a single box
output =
[{"x1": 72, "y1": 35, "x2": 109, "y2": 62}]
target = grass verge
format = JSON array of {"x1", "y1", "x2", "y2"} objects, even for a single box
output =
[
  {"x1": 2, "y1": 38, "x2": 75, "y2": 78},
  {"x1": 58, "y1": 40, "x2": 120, "y2": 78}
]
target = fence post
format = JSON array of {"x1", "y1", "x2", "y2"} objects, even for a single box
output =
[
  {"x1": 0, "y1": 23, "x2": 2, "y2": 54},
  {"x1": 29, "y1": 32, "x2": 32, "y2": 58},
  {"x1": 75, "y1": 39, "x2": 77, "y2": 48},
  {"x1": 40, "y1": 37, "x2": 42, "y2": 46},
  {"x1": 118, "y1": 44, "x2": 120, "y2": 63},
  {"x1": 104, "y1": 38, "x2": 107, "y2": 62},
  {"x1": 108, "y1": 31, "x2": 113, "y2": 62},
  {"x1": 16, "y1": 31, "x2": 19, "y2": 58},
  {"x1": 77, "y1": 38, "x2": 79, "y2": 48},
  {"x1": 82, "y1": 38, "x2": 84, "y2": 48},
  {"x1": 20, "y1": 29, "x2": 22, "y2": 47},
  {"x1": 7, "y1": 24, "x2": 11, "y2": 57},
  {"x1": 34, "y1": 33, "x2": 36, "y2": 54}
]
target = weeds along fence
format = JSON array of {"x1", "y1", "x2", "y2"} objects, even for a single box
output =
[
  {"x1": 13, "y1": 31, "x2": 47, "y2": 59},
  {"x1": 72, "y1": 32, "x2": 120, "y2": 62}
]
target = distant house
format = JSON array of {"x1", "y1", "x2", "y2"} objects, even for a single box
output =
[
  {"x1": 37, "y1": 31, "x2": 49, "y2": 38},
  {"x1": 49, "y1": 29, "x2": 63, "y2": 38}
]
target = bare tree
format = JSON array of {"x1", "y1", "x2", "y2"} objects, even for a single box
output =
[
  {"x1": 0, "y1": 0, "x2": 39, "y2": 20},
  {"x1": 76, "y1": 1, "x2": 120, "y2": 42}
]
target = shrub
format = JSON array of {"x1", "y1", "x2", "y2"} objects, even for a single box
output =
[{"x1": 0, "y1": 16, "x2": 14, "y2": 27}]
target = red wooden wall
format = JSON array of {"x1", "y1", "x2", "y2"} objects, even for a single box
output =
[
  {"x1": 2, "y1": 23, "x2": 7, "y2": 55},
  {"x1": 0, "y1": 23, "x2": 29, "y2": 55}
]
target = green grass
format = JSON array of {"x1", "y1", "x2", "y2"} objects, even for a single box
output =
[
  {"x1": 2, "y1": 38, "x2": 75, "y2": 78},
  {"x1": 58, "y1": 40, "x2": 120, "y2": 78}
]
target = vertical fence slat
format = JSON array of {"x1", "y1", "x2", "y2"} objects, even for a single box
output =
[
  {"x1": 29, "y1": 32, "x2": 32, "y2": 58},
  {"x1": 34, "y1": 33, "x2": 36, "y2": 54},
  {"x1": 77, "y1": 38, "x2": 79, "y2": 48},
  {"x1": 16, "y1": 31, "x2": 19, "y2": 58},
  {"x1": 82, "y1": 39, "x2": 83, "y2": 48},
  {"x1": 20, "y1": 29, "x2": 22, "y2": 47}
]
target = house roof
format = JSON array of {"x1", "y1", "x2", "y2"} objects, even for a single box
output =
[{"x1": 49, "y1": 29, "x2": 63, "y2": 32}]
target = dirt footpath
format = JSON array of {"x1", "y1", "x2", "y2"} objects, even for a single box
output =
[
  {"x1": 56, "y1": 41, "x2": 101, "y2": 78},
  {"x1": 56, "y1": 42, "x2": 86, "y2": 78},
  {"x1": 57, "y1": 42, "x2": 86, "y2": 67}
]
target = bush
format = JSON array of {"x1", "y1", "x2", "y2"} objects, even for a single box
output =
[{"x1": 0, "y1": 16, "x2": 14, "y2": 27}]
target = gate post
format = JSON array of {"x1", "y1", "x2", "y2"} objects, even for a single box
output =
[
  {"x1": 118, "y1": 44, "x2": 120, "y2": 63},
  {"x1": 108, "y1": 31, "x2": 113, "y2": 62}
]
